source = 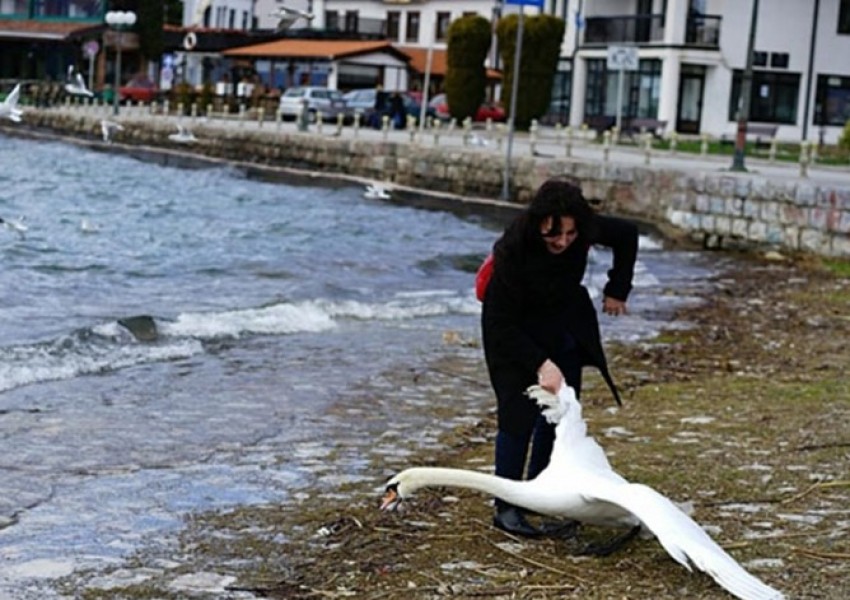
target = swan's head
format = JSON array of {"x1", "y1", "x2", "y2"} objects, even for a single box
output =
[
  {"x1": 380, "y1": 475, "x2": 405, "y2": 511},
  {"x1": 381, "y1": 469, "x2": 426, "y2": 511}
]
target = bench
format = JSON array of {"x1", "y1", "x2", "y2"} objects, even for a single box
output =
[
  {"x1": 622, "y1": 118, "x2": 668, "y2": 140},
  {"x1": 584, "y1": 115, "x2": 615, "y2": 136},
  {"x1": 721, "y1": 124, "x2": 778, "y2": 148}
]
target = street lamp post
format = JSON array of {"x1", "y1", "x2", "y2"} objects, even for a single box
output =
[
  {"x1": 104, "y1": 10, "x2": 137, "y2": 116},
  {"x1": 730, "y1": 0, "x2": 759, "y2": 172}
]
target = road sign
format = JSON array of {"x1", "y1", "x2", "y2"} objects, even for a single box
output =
[
  {"x1": 607, "y1": 46, "x2": 639, "y2": 71},
  {"x1": 83, "y1": 40, "x2": 99, "y2": 59},
  {"x1": 505, "y1": 0, "x2": 545, "y2": 7}
]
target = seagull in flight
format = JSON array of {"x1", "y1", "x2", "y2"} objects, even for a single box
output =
[
  {"x1": 0, "y1": 216, "x2": 28, "y2": 239},
  {"x1": 0, "y1": 83, "x2": 23, "y2": 122},
  {"x1": 168, "y1": 123, "x2": 198, "y2": 143},
  {"x1": 65, "y1": 66, "x2": 94, "y2": 98},
  {"x1": 100, "y1": 119, "x2": 124, "y2": 143},
  {"x1": 271, "y1": 3, "x2": 315, "y2": 31}
]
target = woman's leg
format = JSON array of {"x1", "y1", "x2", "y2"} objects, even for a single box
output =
[{"x1": 494, "y1": 428, "x2": 532, "y2": 511}]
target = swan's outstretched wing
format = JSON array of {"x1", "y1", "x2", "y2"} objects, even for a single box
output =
[{"x1": 591, "y1": 482, "x2": 783, "y2": 600}]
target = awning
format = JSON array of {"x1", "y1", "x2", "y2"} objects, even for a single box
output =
[
  {"x1": 0, "y1": 19, "x2": 100, "y2": 41},
  {"x1": 397, "y1": 45, "x2": 502, "y2": 80},
  {"x1": 223, "y1": 38, "x2": 409, "y2": 62}
]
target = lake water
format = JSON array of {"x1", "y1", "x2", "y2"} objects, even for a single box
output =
[{"x1": 0, "y1": 136, "x2": 717, "y2": 597}]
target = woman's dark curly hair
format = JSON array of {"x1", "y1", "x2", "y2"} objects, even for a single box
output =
[{"x1": 492, "y1": 179, "x2": 597, "y2": 275}]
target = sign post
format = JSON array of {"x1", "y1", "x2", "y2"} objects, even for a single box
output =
[
  {"x1": 82, "y1": 40, "x2": 99, "y2": 93},
  {"x1": 501, "y1": 0, "x2": 544, "y2": 201},
  {"x1": 606, "y1": 45, "x2": 639, "y2": 140}
]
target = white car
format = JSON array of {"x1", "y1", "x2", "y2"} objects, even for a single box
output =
[{"x1": 278, "y1": 86, "x2": 347, "y2": 122}]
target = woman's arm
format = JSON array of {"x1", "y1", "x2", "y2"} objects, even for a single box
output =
[{"x1": 595, "y1": 215, "x2": 639, "y2": 302}]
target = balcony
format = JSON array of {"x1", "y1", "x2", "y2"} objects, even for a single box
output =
[
  {"x1": 583, "y1": 13, "x2": 721, "y2": 48},
  {"x1": 583, "y1": 14, "x2": 665, "y2": 45}
]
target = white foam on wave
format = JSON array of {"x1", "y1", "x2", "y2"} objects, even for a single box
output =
[
  {"x1": 0, "y1": 338, "x2": 203, "y2": 393},
  {"x1": 160, "y1": 292, "x2": 479, "y2": 339}
]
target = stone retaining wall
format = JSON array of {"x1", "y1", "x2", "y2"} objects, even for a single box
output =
[{"x1": 13, "y1": 111, "x2": 850, "y2": 258}]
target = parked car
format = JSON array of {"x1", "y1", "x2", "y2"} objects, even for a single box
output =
[
  {"x1": 342, "y1": 88, "x2": 435, "y2": 128},
  {"x1": 278, "y1": 86, "x2": 347, "y2": 122},
  {"x1": 119, "y1": 75, "x2": 158, "y2": 103},
  {"x1": 429, "y1": 93, "x2": 506, "y2": 123}
]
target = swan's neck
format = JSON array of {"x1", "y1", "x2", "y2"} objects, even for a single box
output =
[{"x1": 401, "y1": 467, "x2": 530, "y2": 506}]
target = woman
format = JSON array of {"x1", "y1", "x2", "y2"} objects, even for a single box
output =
[{"x1": 481, "y1": 178, "x2": 638, "y2": 537}]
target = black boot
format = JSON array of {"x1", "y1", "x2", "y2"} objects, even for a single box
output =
[{"x1": 493, "y1": 507, "x2": 541, "y2": 538}]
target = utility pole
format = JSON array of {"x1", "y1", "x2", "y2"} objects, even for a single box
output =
[{"x1": 730, "y1": 0, "x2": 759, "y2": 172}]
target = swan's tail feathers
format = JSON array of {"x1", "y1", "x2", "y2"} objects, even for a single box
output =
[{"x1": 612, "y1": 484, "x2": 784, "y2": 600}]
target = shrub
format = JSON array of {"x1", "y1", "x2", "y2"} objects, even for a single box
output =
[
  {"x1": 497, "y1": 14, "x2": 565, "y2": 129},
  {"x1": 444, "y1": 15, "x2": 491, "y2": 122}
]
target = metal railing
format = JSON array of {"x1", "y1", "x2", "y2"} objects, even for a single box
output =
[{"x1": 583, "y1": 15, "x2": 665, "y2": 45}]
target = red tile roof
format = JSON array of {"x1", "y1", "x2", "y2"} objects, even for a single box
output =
[{"x1": 223, "y1": 38, "x2": 407, "y2": 61}]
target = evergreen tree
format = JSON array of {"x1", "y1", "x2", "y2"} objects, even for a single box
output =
[
  {"x1": 444, "y1": 15, "x2": 491, "y2": 122},
  {"x1": 497, "y1": 13, "x2": 565, "y2": 129}
]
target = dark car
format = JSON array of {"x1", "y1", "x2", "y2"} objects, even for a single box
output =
[{"x1": 343, "y1": 88, "x2": 435, "y2": 129}]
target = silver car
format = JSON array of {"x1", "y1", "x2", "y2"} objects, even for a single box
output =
[{"x1": 278, "y1": 86, "x2": 347, "y2": 122}]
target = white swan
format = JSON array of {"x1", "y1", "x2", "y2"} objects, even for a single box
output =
[
  {"x1": 382, "y1": 383, "x2": 784, "y2": 600},
  {"x1": 168, "y1": 123, "x2": 197, "y2": 143},
  {"x1": 363, "y1": 184, "x2": 391, "y2": 200},
  {"x1": 0, "y1": 83, "x2": 23, "y2": 122}
]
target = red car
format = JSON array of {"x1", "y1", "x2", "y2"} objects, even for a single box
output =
[
  {"x1": 119, "y1": 76, "x2": 159, "y2": 103},
  {"x1": 428, "y1": 93, "x2": 506, "y2": 122}
]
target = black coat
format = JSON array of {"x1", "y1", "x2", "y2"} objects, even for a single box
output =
[{"x1": 481, "y1": 214, "x2": 638, "y2": 435}]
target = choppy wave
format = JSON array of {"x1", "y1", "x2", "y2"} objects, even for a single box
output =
[{"x1": 0, "y1": 291, "x2": 480, "y2": 393}]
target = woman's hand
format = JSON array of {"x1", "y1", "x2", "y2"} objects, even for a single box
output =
[
  {"x1": 536, "y1": 359, "x2": 563, "y2": 394},
  {"x1": 602, "y1": 296, "x2": 627, "y2": 316}
]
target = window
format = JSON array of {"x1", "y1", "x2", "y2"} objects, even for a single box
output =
[
  {"x1": 815, "y1": 75, "x2": 850, "y2": 126},
  {"x1": 345, "y1": 11, "x2": 359, "y2": 33},
  {"x1": 1, "y1": 1, "x2": 28, "y2": 17},
  {"x1": 406, "y1": 11, "x2": 420, "y2": 43},
  {"x1": 436, "y1": 12, "x2": 451, "y2": 41},
  {"x1": 770, "y1": 53, "x2": 789, "y2": 69},
  {"x1": 326, "y1": 11, "x2": 339, "y2": 31},
  {"x1": 584, "y1": 58, "x2": 662, "y2": 118},
  {"x1": 386, "y1": 11, "x2": 400, "y2": 40},
  {"x1": 840, "y1": 0, "x2": 850, "y2": 34},
  {"x1": 728, "y1": 70, "x2": 800, "y2": 124},
  {"x1": 753, "y1": 51, "x2": 767, "y2": 67}
]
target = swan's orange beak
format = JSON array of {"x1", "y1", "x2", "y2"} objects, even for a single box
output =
[{"x1": 380, "y1": 488, "x2": 399, "y2": 511}]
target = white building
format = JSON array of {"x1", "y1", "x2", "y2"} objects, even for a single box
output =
[{"x1": 180, "y1": 0, "x2": 850, "y2": 143}]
